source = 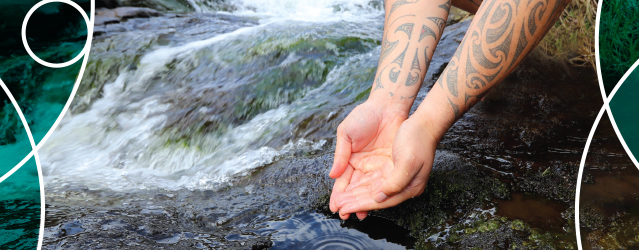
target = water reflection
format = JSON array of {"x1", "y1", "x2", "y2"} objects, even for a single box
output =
[{"x1": 256, "y1": 212, "x2": 411, "y2": 249}]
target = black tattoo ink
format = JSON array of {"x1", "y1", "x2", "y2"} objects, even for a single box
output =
[
  {"x1": 392, "y1": 42, "x2": 409, "y2": 67},
  {"x1": 489, "y1": 26, "x2": 514, "y2": 59},
  {"x1": 389, "y1": 67, "x2": 401, "y2": 83},
  {"x1": 447, "y1": 97, "x2": 460, "y2": 119},
  {"x1": 476, "y1": 0, "x2": 497, "y2": 30},
  {"x1": 380, "y1": 38, "x2": 399, "y2": 62},
  {"x1": 387, "y1": 14, "x2": 416, "y2": 30},
  {"x1": 389, "y1": 92, "x2": 395, "y2": 97},
  {"x1": 427, "y1": 17, "x2": 446, "y2": 35},
  {"x1": 373, "y1": 66, "x2": 388, "y2": 91},
  {"x1": 446, "y1": 60, "x2": 459, "y2": 97},
  {"x1": 438, "y1": 0, "x2": 451, "y2": 12},
  {"x1": 424, "y1": 46, "x2": 432, "y2": 66},
  {"x1": 410, "y1": 48, "x2": 421, "y2": 71},
  {"x1": 390, "y1": 0, "x2": 418, "y2": 15},
  {"x1": 400, "y1": 94, "x2": 417, "y2": 100},
  {"x1": 419, "y1": 25, "x2": 437, "y2": 42},
  {"x1": 395, "y1": 23, "x2": 415, "y2": 39},
  {"x1": 405, "y1": 72, "x2": 419, "y2": 86},
  {"x1": 528, "y1": 2, "x2": 545, "y2": 34},
  {"x1": 472, "y1": 31, "x2": 501, "y2": 69},
  {"x1": 486, "y1": 4, "x2": 512, "y2": 44},
  {"x1": 508, "y1": 26, "x2": 528, "y2": 69}
]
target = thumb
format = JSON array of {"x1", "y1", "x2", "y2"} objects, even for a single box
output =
[
  {"x1": 373, "y1": 148, "x2": 420, "y2": 203},
  {"x1": 329, "y1": 125, "x2": 352, "y2": 178}
]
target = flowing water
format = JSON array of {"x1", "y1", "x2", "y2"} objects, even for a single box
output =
[{"x1": 36, "y1": 0, "x2": 606, "y2": 249}]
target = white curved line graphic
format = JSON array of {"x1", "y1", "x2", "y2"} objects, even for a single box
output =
[
  {"x1": 21, "y1": 0, "x2": 92, "y2": 68},
  {"x1": 594, "y1": 0, "x2": 606, "y2": 101},
  {"x1": 0, "y1": 79, "x2": 43, "y2": 249},
  {"x1": 576, "y1": 0, "x2": 639, "y2": 246},
  {"x1": 0, "y1": 0, "x2": 94, "y2": 249}
]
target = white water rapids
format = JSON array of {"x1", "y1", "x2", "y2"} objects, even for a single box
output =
[{"x1": 39, "y1": 0, "x2": 384, "y2": 191}]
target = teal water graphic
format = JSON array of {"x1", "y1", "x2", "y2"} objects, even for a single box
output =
[{"x1": 0, "y1": 0, "x2": 88, "y2": 248}]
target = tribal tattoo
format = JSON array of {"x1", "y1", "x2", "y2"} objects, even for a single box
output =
[
  {"x1": 372, "y1": 0, "x2": 451, "y2": 98},
  {"x1": 379, "y1": 38, "x2": 399, "y2": 62},
  {"x1": 438, "y1": 0, "x2": 451, "y2": 12},
  {"x1": 373, "y1": 66, "x2": 388, "y2": 91},
  {"x1": 410, "y1": 48, "x2": 421, "y2": 71},
  {"x1": 391, "y1": 42, "x2": 410, "y2": 67},
  {"x1": 437, "y1": 0, "x2": 571, "y2": 119},
  {"x1": 427, "y1": 17, "x2": 446, "y2": 35},
  {"x1": 405, "y1": 72, "x2": 420, "y2": 86},
  {"x1": 390, "y1": 0, "x2": 419, "y2": 16},
  {"x1": 400, "y1": 94, "x2": 417, "y2": 100},
  {"x1": 418, "y1": 25, "x2": 437, "y2": 42},
  {"x1": 395, "y1": 23, "x2": 415, "y2": 39},
  {"x1": 389, "y1": 67, "x2": 401, "y2": 82}
]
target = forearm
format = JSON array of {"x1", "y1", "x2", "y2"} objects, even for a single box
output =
[
  {"x1": 414, "y1": 0, "x2": 571, "y2": 139},
  {"x1": 367, "y1": 0, "x2": 451, "y2": 114}
]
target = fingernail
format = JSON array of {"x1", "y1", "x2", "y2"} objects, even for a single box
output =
[{"x1": 374, "y1": 192, "x2": 388, "y2": 203}]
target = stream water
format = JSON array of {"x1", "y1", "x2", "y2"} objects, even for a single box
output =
[{"x1": 35, "y1": 0, "x2": 606, "y2": 249}]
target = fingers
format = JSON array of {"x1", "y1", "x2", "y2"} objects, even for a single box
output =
[
  {"x1": 329, "y1": 125, "x2": 352, "y2": 179},
  {"x1": 339, "y1": 209, "x2": 351, "y2": 220},
  {"x1": 373, "y1": 151, "x2": 420, "y2": 203},
  {"x1": 356, "y1": 212, "x2": 368, "y2": 220},
  {"x1": 339, "y1": 179, "x2": 425, "y2": 214},
  {"x1": 345, "y1": 171, "x2": 381, "y2": 192},
  {"x1": 329, "y1": 165, "x2": 354, "y2": 213}
]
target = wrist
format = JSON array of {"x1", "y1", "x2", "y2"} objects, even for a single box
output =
[
  {"x1": 411, "y1": 93, "x2": 456, "y2": 142},
  {"x1": 366, "y1": 90, "x2": 414, "y2": 116}
]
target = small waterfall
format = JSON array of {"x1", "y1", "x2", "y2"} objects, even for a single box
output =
[{"x1": 40, "y1": 7, "x2": 384, "y2": 191}]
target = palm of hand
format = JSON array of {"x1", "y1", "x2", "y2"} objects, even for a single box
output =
[{"x1": 329, "y1": 102, "x2": 406, "y2": 220}]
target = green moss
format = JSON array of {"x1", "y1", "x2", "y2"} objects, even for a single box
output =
[
  {"x1": 510, "y1": 220, "x2": 528, "y2": 231},
  {"x1": 477, "y1": 219, "x2": 501, "y2": 233}
]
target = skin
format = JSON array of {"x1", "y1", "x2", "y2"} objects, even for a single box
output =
[{"x1": 329, "y1": 0, "x2": 573, "y2": 220}]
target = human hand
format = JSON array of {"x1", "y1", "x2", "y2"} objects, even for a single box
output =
[
  {"x1": 333, "y1": 115, "x2": 440, "y2": 217},
  {"x1": 328, "y1": 99, "x2": 408, "y2": 220}
]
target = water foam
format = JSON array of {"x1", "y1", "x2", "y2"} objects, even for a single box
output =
[{"x1": 195, "y1": 0, "x2": 383, "y2": 22}]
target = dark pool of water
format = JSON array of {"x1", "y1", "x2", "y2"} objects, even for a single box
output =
[
  {"x1": 496, "y1": 192, "x2": 567, "y2": 231},
  {"x1": 255, "y1": 212, "x2": 414, "y2": 249}
]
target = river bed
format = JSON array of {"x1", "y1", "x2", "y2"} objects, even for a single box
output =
[{"x1": 37, "y1": 0, "x2": 605, "y2": 249}]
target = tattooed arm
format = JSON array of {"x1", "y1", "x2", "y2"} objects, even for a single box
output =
[
  {"x1": 368, "y1": 0, "x2": 452, "y2": 111},
  {"x1": 328, "y1": 0, "x2": 451, "y2": 220},
  {"x1": 334, "y1": 0, "x2": 572, "y2": 216}
]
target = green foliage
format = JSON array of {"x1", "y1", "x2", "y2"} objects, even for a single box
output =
[
  {"x1": 599, "y1": 0, "x2": 639, "y2": 92},
  {"x1": 537, "y1": 0, "x2": 596, "y2": 67}
]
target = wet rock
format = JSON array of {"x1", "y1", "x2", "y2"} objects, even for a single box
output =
[
  {"x1": 586, "y1": 214, "x2": 639, "y2": 249},
  {"x1": 43, "y1": 12, "x2": 603, "y2": 250},
  {"x1": 94, "y1": 7, "x2": 162, "y2": 26},
  {"x1": 117, "y1": 0, "x2": 194, "y2": 12},
  {"x1": 517, "y1": 164, "x2": 577, "y2": 202}
]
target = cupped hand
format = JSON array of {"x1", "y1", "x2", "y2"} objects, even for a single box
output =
[
  {"x1": 328, "y1": 100, "x2": 408, "y2": 220},
  {"x1": 333, "y1": 116, "x2": 439, "y2": 217}
]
